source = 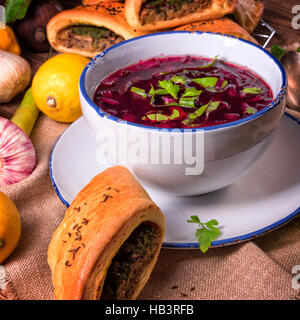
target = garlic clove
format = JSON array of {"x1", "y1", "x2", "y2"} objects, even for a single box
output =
[
  {"x1": 0, "y1": 50, "x2": 31, "y2": 103},
  {"x1": 0, "y1": 117, "x2": 36, "y2": 186}
]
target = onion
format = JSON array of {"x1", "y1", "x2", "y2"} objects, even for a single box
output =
[{"x1": 15, "y1": 0, "x2": 63, "y2": 52}]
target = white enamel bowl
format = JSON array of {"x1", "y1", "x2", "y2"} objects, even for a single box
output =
[{"x1": 79, "y1": 32, "x2": 287, "y2": 196}]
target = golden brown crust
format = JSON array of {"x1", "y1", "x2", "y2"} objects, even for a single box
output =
[
  {"x1": 47, "y1": 4, "x2": 146, "y2": 57},
  {"x1": 175, "y1": 18, "x2": 258, "y2": 44},
  {"x1": 233, "y1": 0, "x2": 264, "y2": 33},
  {"x1": 48, "y1": 166, "x2": 165, "y2": 300},
  {"x1": 125, "y1": 0, "x2": 237, "y2": 31}
]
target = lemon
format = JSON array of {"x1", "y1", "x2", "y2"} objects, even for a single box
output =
[
  {"x1": 0, "y1": 192, "x2": 21, "y2": 264},
  {"x1": 32, "y1": 53, "x2": 90, "y2": 123}
]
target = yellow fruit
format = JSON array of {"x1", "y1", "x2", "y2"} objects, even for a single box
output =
[
  {"x1": 0, "y1": 192, "x2": 21, "y2": 264},
  {"x1": 32, "y1": 53, "x2": 90, "y2": 123}
]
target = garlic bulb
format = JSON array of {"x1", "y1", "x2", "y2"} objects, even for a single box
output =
[
  {"x1": 0, "y1": 50, "x2": 31, "y2": 103},
  {"x1": 0, "y1": 117, "x2": 36, "y2": 185}
]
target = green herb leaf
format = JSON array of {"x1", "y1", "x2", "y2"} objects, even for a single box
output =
[
  {"x1": 297, "y1": 47, "x2": 300, "y2": 53},
  {"x1": 187, "y1": 215, "x2": 201, "y2": 224},
  {"x1": 193, "y1": 77, "x2": 218, "y2": 88},
  {"x1": 169, "y1": 108, "x2": 180, "y2": 120},
  {"x1": 181, "y1": 87, "x2": 202, "y2": 98},
  {"x1": 131, "y1": 87, "x2": 147, "y2": 98},
  {"x1": 245, "y1": 107, "x2": 257, "y2": 114},
  {"x1": 143, "y1": 113, "x2": 169, "y2": 122},
  {"x1": 159, "y1": 71, "x2": 172, "y2": 75},
  {"x1": 206, "y1": 101, "x2": 221, "y2": 116},
  {"x1": 179, "y1": 96, "x2": 197, "y2": 108},
  {"x1": 143, "y1": 108, "x2": 180, "y2": 122},
  {"x1": 187, "y1": 216, "x2": 221, "y2": 253},
  {"x1": 271, "y1": 45, "x2": 286, "y2": 60},
  {"x1": 164, "y1": 102, "x2": 180, "y2": 106},
  {"x1": 198, "y1": 55, "x2": 218, "y2": 69},
  {"x1": 149, "y1": 85, "x2": 168, "y2": 96},
  {"x1": 171, "y1": 75, "x2": 186, "y2": 84},
  {"x1": 242, "y1": 87, "x2": 263, "y2": 94},
  {"x1": 158, "y1": 80, "x2": 180, "y2": 99},
  {"x1": 183, "y1": 101, "x2": 220, "y2": 125},
  {"x1": 5, "y1": 0, "x2": 32, "y2": 23},
  {"x1": 221, "y1": 80, "x2": 228, "y2": 88}
]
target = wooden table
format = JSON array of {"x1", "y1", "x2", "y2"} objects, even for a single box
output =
[
  {"x1": 1, "y1": 0, "x2": 299, "y2": 120},
  {"x1": 262, "y1": 0, "x2": 300, "y2": 46}
]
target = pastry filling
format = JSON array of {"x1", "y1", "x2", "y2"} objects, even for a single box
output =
[
  {"x1": 140, "y1": 0, "x2": 212, "y2": 25},
  {"x1": 57, "y1": 25, "x2": 124, "y2": 52},
  {"x1": 101, "y1": 222, "x2": 161, "y2": 300}
]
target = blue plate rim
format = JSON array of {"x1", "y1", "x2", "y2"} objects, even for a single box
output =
[{"x1": 49, "y1": 113, "x2": 300, "y2": 249}]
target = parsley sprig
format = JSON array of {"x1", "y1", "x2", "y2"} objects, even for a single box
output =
[
  {"x1": 158, "y1": 80, "x2": 180, "y2": 99},
  {"x1": 187, "y1": 215, "x2": 221, "y2": 253}
]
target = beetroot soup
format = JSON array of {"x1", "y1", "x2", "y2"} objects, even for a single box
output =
[{"x1": 93, "y1": 56, "x2": 273, "y2": 128}]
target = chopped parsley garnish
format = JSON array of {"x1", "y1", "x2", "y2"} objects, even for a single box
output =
[
  {"x1": 143, "y1": 113, "x2": 169, "y2": 121},
  {"x1": 149, "y1": 85, "x2": 168, "y2": 96},
  {"x1": 206, "y1": 101, "x2": 221, "y2": 115},
  {"x1": 198, "y1": 56, "x2": 218, "y2": 69},
  {"x1": 171, "y1": 75, "x2": 186, "y2": 84},
  {"x1": 179, "y1": 96, "x2": 198, "y2": 108},
  {"x1": 158, "y1": 80, "x2": 180, "y2": 99},
  {"x1": 221, "y1": 80, "x2": 228, "y2": 88},
  {"x1": 245, "y1": 106, "x2": 257, "y2": 114},
  {"x1": 143, "y1": 108, "x2": 181, "y2": 122},
  {"x1": 193, "y1": 77, "x2": 218, "y2": 88},
  {"x1": 242, "y1": 87, "x2": 263, "y2": 94},
  {"x1": 183, "y1": 101, "x2": 220, "y2": 125},
  {"x1": 187, "y1": 215, "x2": 221, "y2": 253},
  {"x1": 130, "y1": 87, "x2": 147, "y2": 98},
  {"x1": 181, "y1": 87, "x2": 202, "y2": 98}
]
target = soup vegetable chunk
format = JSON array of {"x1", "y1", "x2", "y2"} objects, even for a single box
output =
[{"x1": 94, "y1": 56, "x2": 273, "y2": 128}]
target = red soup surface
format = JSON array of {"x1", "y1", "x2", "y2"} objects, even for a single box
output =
[{"x1": 93, "y1": 56, "x2": 273, "y2": 128}]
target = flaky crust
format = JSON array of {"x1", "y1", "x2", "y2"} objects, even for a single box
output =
[
  {"x1": 47, "y1": 3, "x2": 145, "y2": 57},
  {"x1": 125, "y1": 0, "x2": 237, "y2": 31},
  {"x1": 233, "y1": 0, "x2": 264, "y2": 33},
  {"x1": 48, "y1": 166, "x2": 166, "y2": 300},
  {"x1": 175, "y1": 18, "x2": 258, "y2": 44}
]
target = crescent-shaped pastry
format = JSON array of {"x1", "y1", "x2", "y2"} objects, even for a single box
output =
[
  {"x1": 48, "y1": 166, "x2": 166, "y2": 300},
  {"x1": 47, "y1": 3, "x2": 145, "y2": 58},
  {"x1": 175, "y1": 18, "x2": 258, "y2": 44},
  {"x1": 124, "y1": 0, "x2": 237, "y2": 31}
]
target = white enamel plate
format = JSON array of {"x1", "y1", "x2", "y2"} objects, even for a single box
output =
[{"x1": 50, "y1": 115, "x2": 300, "y2": 248}]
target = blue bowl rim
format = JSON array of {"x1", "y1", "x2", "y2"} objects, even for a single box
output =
[{"x1": 79, "y1": 31, "x2": 287, "y2": 132}]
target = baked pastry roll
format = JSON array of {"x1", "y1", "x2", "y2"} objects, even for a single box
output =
[
  {"x1": 175, "y1": 18, "x2": 258, "y2": 44},
  {"x1": 48, "y1": 166, "x2": 165, "y2": 300},
  {"x1": 47, "y1": 3, "x2": 145, "y2": 58},
  {"x1": 125, "y1": 0, "x2": 237, "y2": 31},
  {"x1": 233, "y1": 0, "x2": 264, "y2": 33}
]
